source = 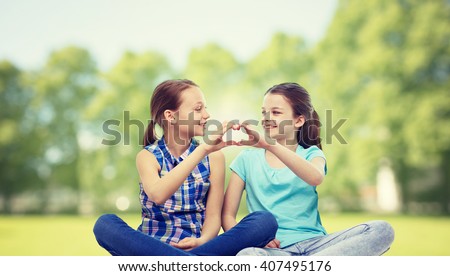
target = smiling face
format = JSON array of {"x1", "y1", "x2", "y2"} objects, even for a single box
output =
[
  {"x1": 262, "y1": 93, "x2": 304, "y2": 143},
  {"x1": 171, "y1": 86, "x2": 210, "y2": 138}
]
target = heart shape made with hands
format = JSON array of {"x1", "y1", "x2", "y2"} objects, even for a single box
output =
[{"x1": 222, "y1": 126, "x2": 249, "y2": 142}]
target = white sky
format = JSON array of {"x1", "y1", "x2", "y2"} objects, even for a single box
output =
[{"x1": 0, "y1": 0, "x2": 338, "y2": 70}]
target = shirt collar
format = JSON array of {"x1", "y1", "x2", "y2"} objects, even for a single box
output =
[{"x1": 158, "y1": 136, "x2": 198, "y2": 165}]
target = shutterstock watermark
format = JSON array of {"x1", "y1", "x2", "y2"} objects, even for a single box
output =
[{"x1": 102, "y1": 110, "x2": 348, "y2": 146}]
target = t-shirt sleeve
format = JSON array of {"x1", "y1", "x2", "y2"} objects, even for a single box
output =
[
  {"x1": 305, "y1": 146, "x2": 328, "y2": 175},
  {"x1": 229, "y1": 150, "x2": 247, "y2": 182}
]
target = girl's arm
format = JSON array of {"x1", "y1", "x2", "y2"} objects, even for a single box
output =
[
  {"x1": 267, "y1": 143, "x2": 326, "y2": 186},
  {"x1": 222, "y1": 172, "x2": 280, "y2": 248},
  {"x1": 137, "y1": 122, "x2": 237, "y2": 205},
  {"x1": 199, "y1": 150, "x2": 225, "y2": 242},
  {"x1": 221, "y1": 171, "x2": 245, "y2": 231},
  {"x1": 240, "y1": 124, "x2": 326, "y2": 186},
  {"x1": 136, "y1": 144, "x2": 210, "y2": 205},
  {"x1": 171, "y1": 150, "x2": 225, "y2": 250}
]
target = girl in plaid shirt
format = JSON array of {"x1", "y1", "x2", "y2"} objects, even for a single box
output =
[{"x1": 94, "y1": 79, "x2": 277, "y2": 256}]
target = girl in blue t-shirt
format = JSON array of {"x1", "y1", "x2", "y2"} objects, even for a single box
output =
[
  {"x1": 222, "y1": 82, "x2": 394, "y2": 256},
  {"x1": 93, "y1": 79, "x2": 277, "y2": 256}
]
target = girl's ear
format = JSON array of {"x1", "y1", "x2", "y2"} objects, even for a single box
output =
[
  {"x1": 163, "y1": 110, "x2": 176, "y2": 124},
  {"x1": 294, "y1": 115, "x2": 305, "y2": 128}
]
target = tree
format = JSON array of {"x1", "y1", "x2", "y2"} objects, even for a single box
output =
[
  {"x1": 81, "y1": 51, "x2": 172, "y2": 213},
  {"x1": 243, "y1": 32, "x2": 321, "y2": 133},
  {"x1": 183, "y1": 43, "x2": 241, "y2": 93},
  {"x1": 314, "y1": 0, "x2": 450, "y2": 212},
  {"x1": 246, "y1": 32, "x2": 312, "y2": 92},
  {"x1": 30, "y1": 46, "x2": 98, "y2": 213},
  {"x1": 0, "y1": 61, "x2": 43, "y2": 213}
]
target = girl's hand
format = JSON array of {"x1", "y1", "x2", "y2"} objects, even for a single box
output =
[
  {"x1": 238, "y1": 123, "x2": 275, "y2": 149},
  {"x1": 170, "y1": 237, "x2": 205, "y2": 251},
  {"x1": 264, "y1": 238, "x2": 281, "y2": 248},
  {"x1": 203, "y1": 121, "x2": 239, "y2": 153}
]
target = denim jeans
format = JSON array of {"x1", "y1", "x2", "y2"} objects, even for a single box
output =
[
  {"x1": 93, "y1": 211, "x2": 277, "y2": 256},
  {"x1": 237, "y1": 220, "x2": 395, "y2": 256}
]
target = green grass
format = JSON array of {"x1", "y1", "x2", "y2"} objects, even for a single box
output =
[
  {"x1": 0, "y1": 213, "x2": 449, "y2": 256},
  {"x1": 321, "y1": 213, "x2": 450, "y2": 256}
]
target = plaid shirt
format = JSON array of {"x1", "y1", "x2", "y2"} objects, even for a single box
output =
[{"x1": 138, "y1": 137, "x2": 211, "y2": 244}]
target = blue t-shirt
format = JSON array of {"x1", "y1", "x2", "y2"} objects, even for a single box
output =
[{"x1": 230, "y1": 145, "x2": 327, "y2": 248}]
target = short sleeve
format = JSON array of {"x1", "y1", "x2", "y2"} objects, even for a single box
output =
[
  {"x1": 229, "y1": 150, "x2": 247, "y2": 182},
  {"x1": 305, "y1": 146, "x2": 328, "y2": 175}
]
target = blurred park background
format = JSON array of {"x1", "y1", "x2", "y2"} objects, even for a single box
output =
[{"x1": 1, "y1": 0, "x2": 449, "y2": 255}]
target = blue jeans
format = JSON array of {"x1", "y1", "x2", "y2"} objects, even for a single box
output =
[
  {"x1": 237, "y1": 220, "x2": 395, "y2": 256},
  {"x1": 93, "y1": 211, "x2": 277, "y2": 256}
]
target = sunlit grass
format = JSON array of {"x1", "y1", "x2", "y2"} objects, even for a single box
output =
[
  {"x1": 0, "y1": 213, "x2": 448, "y2": 256},
  {"x1": 0, "y1": 215, "x2": 109, "y2": 256},
  {"x1": 320, "y1": 213, "x2": 450, "y2": 256}
]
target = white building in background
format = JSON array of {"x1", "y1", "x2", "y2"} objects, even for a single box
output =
[{"x1": 376, "y1": 158, "x2": 401, "y2": 213}]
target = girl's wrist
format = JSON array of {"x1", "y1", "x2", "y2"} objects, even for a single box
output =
[
  {"x1": 197, "y1": 236, "x2": 209, "y2": 245},
  {"x1": 198, "y1": 143, "x2": 212, "y2": 155},
  {"x1": 263, "y1": 141, "x2": 278, "y2": 151}
]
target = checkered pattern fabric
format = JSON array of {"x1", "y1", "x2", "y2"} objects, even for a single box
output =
[{"x1": 138, "y1": 137, "x2": 210, "y2": 244}]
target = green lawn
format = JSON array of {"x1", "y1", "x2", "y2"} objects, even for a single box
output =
[{"x1": 0, "y1": 213, "x2": 449, "y2": 256}]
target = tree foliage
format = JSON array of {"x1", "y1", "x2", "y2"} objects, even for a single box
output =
[{"x1": 1, "y1": 0, "x2": 448, "y2": 214}]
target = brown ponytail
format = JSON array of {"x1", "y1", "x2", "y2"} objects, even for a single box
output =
[
  {"x1": 143, "y1": 120, "x2": 156, "y2": 147},
  {"x1": 143, "y1": 79, "x2": 198, "y2": 147},
  {"x1": 265, "y1": 82, "x2": 322, "y2": 149}
]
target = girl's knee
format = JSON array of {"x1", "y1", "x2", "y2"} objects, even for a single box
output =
[
  {"x1": 379, "y1": 221, "x2": 395, "y2": 243},
  {"x1": 237, "y1": 247, "x2": 290, "y2": 256},
  {"x1": 237, "y1": 247, "x2": 270, "y2": 256},
  {"x1": 248, "y1": 211, "x2": 278, "y2": 230},
  {"x1": 368, "y1": 220, "x2": 395, "y2": 245},
  {"x1": 93, "y1": 214, "x2": 118, "y2": 236},
  {"x1": 241, "y1": 211, "x2": 278, "y2": 243}
]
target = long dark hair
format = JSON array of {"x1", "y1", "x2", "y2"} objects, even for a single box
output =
[
  {"x1": 265, "y1": 82, "x2": 322, "y2": 149},
  {"x1": 143, "y1": 79, "x2": 198, "y2": 147}
]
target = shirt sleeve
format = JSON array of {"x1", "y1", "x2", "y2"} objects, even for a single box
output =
[
  {"x1": 305, "y1": 146, "x2": 328, "y2": 175},
  {"x1": 229, "y1": 150, "x2": 247, "y2": 183}
]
